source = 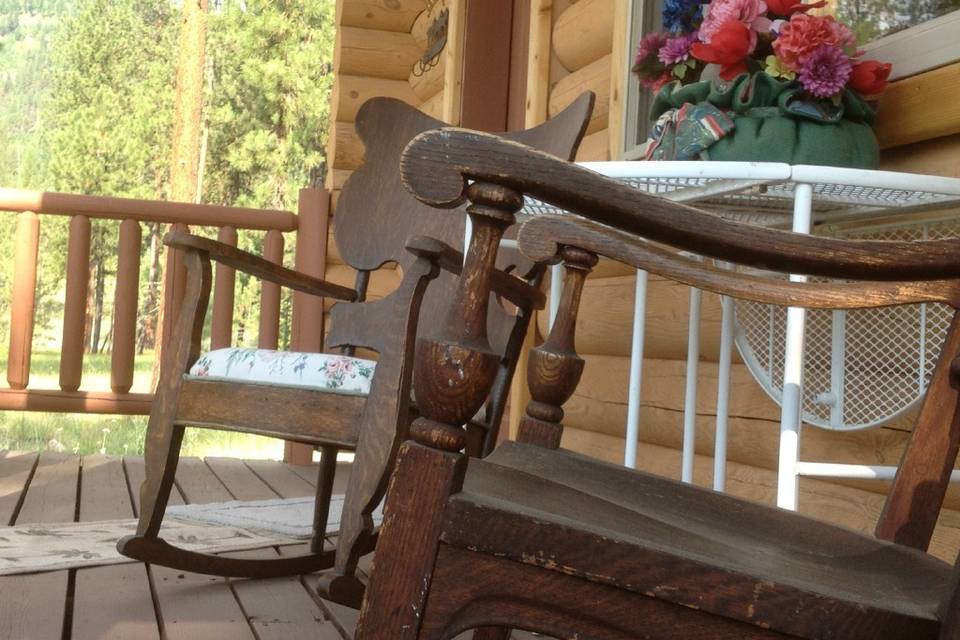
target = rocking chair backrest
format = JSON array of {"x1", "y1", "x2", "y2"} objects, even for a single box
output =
[
  {"x1": 325, "y1": 97, "x2": 593, "y2": 584},
  {"x1": 330, "y1": 95, "x2": 593, "y2": 354}
]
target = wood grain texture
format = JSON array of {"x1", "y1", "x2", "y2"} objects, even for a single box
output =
[
  {"x1": 332, "y1": 75, "x2": 418, "y2": 124},
  {"x1": 880, "y1": 132, "x2": 960, "y2": 179},
  {"x1": 559, "y1": 426, "x2": 960, "y2": 561},
  {"x1": 335, "y1": 26, "x2": 420, "y2": 80},
  {"x1": 177, "y1": 380, "x2": 364, "y2": 446},
  {"x1": 59, "y1": 215, "x2": 90, "y2": 391},
  {"x1": 111, "y1": 218, "x2": 142, "y2": 392},
  {"x1": 165, "y1": 231, "x2": 357, "y2": 301},
  {"x1": 400, "y1": 129, "x2": 960, "y2": 281},
  {"x1": 422, "y1": 545, "x2": 787, "y2": 640},
  {"x1": 340, "y1": 0, "x2": 424, "y2": 32},
  {"x1": 364, "y1": 130, "x2": 960, "y2": 639},
  {"x1": 875, "y1": 62, "x2": 960, "y2": 149},
  {"x1": 519, "y1": 214, "x2": 960, "y2": 307},
  {"x1": 552, "y1": 0, "x2": 613, "y2": 72},
  {"x1": 549, "y1": 53, "x2": 610, "y2": 134},
  {"x1": 72, "y1": 455, "x2": 159, "y2": 640},
  {"x1": 877, "y1": 310, "x2": 960, "y2": 550},
  {"x1": 0, "y1": 450, "x2": 37, "y2": 525},
  {"x1": 0, "y1": 453, "x2": 78, "y2": 640},
  {"x1": 440, "y1": 443, "x2": 946, "y2": 640},
  {"x1": 354, "y1": 443, "x2": 468, "y2": 639}
]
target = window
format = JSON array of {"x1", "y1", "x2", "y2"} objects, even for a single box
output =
[{"x1": 618, "y1": 0, "x2": 960, "y2": 159}]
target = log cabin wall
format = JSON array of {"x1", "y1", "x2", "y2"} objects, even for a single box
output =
[
  {"x1": 535, "y1": 0, "x2": 960, "y2": 526},
  {"x1": 322, "y1": 0, "x2": 468, "y2": 343}
]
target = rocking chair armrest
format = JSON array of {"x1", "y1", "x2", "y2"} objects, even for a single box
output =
[
  {"x1": 405, "y1": 235, "x2": 546, "y2": 311},
  {"x1": 164, "y1": 231, "x2": 358, "y2": 301},
  {"x1": 400, "y1": 128, "x2": 960, "y2": 282}
]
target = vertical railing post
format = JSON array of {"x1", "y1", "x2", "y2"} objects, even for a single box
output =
[
  {"x1": 291, "y1": 187, "x2": 329, "y2": 354},
  {"x1": 60, "y1": 216, "x2": 90, "y2": 391},
  {"x1": 60, "y1": 215, "x2": 91, "y2": 392},
  {"x1": 210, "y1": 226, "x2": 237, "y2": 350},
  {"x1": 287, "y1": 187, "x2": 330, "y2": 463},
  {"x1": 7, "y1": 212, "x2": 40, "y2": 390},
  {"x1": 258, "y1": 229, "x2": 284, "y2": 349},
  {"x1": 111, "y1": 219, "x2": 141, "y2": 393}
]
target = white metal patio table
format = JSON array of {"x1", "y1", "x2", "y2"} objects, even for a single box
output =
[{"x1": 521, "y1": 161, "x2": 960, "y2": 510}]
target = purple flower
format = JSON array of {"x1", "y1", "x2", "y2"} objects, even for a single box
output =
[
  {"x1": 636, "y1": 32, "x2": 669, "y2": 66},
  {"x1": 658, "y1": 32, "x2": 698, "y2": 64},
  {"x1": 797, "y1": 43, "x2": 852, "y2": 98}
]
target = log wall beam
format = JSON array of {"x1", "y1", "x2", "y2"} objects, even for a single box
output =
[
  {"x1": 549, "y1": 52, "x2": 611, "y2": 135},
  {"x1": 552, "y1": 0, "x2": 614, "y2": 72}
]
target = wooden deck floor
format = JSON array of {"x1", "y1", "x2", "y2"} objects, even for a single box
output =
[{"x1": 0, "y1": 450, "x2": 536, "y2": 640}]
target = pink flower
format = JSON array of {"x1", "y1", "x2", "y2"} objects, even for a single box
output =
[
  {"x1": 772, "y1": 14, "x2": 856, "y2": 71},
  {"x1": 797, "y1": 44, "x2": 852, "y2": 97},
  {"x1": 658, "y1": 32, "x2": 698, "y2": 64},
  {"x1": 699, "y1": 0, "x2": 771, "y2": 52},
  {"x1": 636, "y1": 31, "x2": 669, "y2": 66},
  {"x1": 692, "y1": 19, "x2": 752, "y2": 80}
]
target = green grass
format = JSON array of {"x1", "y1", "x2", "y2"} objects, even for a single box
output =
[{"x1": 0, "y1": 350, "x2": 285, "y2": 459}]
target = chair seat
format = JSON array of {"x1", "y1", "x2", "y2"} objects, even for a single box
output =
[
  {"x1": 441, "y1": 441, "x2": 951, "y2": 640},
  {"x1": 188, "y1": 348, "x2": 376, "y2": 396}
]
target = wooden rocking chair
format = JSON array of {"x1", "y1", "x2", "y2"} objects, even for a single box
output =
[
  {"x1": 355, "y1": 129, "x2": 960, "y2": 639},
  {"x1": 117, "y1": 94, "x2": 594, "y2": 599}
]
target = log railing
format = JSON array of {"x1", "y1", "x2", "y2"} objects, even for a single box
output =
[{"x1": 0, "y1": 186, "x2": 329, "y2": 419}]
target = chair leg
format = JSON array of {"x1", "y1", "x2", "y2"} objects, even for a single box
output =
[
  {"x1": 355, "y1": 440, "x2": 468, "y2": 640},
  {"x1": 312, "y1": 445, "x2": 338, "y2": 553},
  {"x1": 118, "y1": 412, "x2": 340, "y2": 579},
  {"x1": 135, "y1": 413, "x2": 186, "y2": 538}
]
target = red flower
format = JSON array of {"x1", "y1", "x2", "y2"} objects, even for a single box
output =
[
  {"x1": 848, "y1": 60, "x2": 892, "y2": 95},
  {"x1": 766, "y1": 0, "x2": 827, "y2": 16},
  {"x1": 692, "y1": 20, "x2": 751, "y2": 80}
]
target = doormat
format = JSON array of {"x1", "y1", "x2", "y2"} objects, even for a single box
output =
[{"x1": 0, "y1": 495, "x2": 383, "y2": 576}]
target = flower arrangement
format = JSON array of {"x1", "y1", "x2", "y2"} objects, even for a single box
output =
[{"x1": 633, "y1": 0, "x2": 892, "y2": 101}]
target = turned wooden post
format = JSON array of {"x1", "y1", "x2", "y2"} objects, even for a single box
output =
[
  {"x1": 410, "y1": 182, "x2": 520, "y2": 451},
  {"x1": 356, "y1": 182, "x2": 522, "y2": 640},
  {"x1": 518, "y1": 246, "x2": 597, "y2": 449}
]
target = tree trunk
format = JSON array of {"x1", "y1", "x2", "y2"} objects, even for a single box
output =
[
  {"x1": 155, "y1": 0, "x2": 209, "y2": 380},
  {"x1": 138, "y1": 222, "x2": 162, "y2": 355},
  {"x1": 169, "y1": 0, "x2": 209, "y2": 204}
]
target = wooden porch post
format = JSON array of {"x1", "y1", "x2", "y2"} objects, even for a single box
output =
[{"x1": 285, "y1": 187, "x2": 331, "y2": 464}]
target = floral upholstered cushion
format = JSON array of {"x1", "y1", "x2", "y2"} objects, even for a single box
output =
[{"x1": 188, "y1": 348, "x2": 376, "y2": 396}]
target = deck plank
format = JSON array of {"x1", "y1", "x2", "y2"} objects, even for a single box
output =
[
  {"x1": 213, "y1": 457, "x2": 346, "y2": 640},
  {"x1": 123, "y1": 455, "x2": 185, "y2": 513},
  {"x1": 244, "y1": 458, "x2": 316, "y2": 498},
  {"x1": 148, "y1": 456, "x2": 256, "y2": 640},
  {"x1": 0, "y1": 453, "x2": 79, "y2": 640},
  {"x1": 72, "y1": 455, "x2": 160, "y2": 640},
  {"x1": 0, "y1": 450, "x2": 38, "y2": 525}
]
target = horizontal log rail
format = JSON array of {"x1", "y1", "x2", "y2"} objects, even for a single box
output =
[
  {"x1": 1, "y1": 188, "x2": 330, "y2": 435},
  {"x1": 0, "y1": 188, "x2": 298, "y2": 231}
]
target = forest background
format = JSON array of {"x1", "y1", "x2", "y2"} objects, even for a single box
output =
[{"x1": 0, "y1": 0, "x2": 335, "y2": 456}]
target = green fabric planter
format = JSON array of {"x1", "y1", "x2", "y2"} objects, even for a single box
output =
[{"x1": 647, "y1": 73, "x2": 880, "y2": 169}]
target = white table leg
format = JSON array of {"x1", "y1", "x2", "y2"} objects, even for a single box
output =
[
  {"x1": 682, "y1": 285, "x2": 702, "y2": 484},
  {"x1": 624, "y1": 269, "x2": 648, "y2": 468},
  {"x1": 777, "y1": 183, "x2": 813, "y2": 510},
  {"x1": 714, "y1": 293, "x2": 735, "y2": 491}
]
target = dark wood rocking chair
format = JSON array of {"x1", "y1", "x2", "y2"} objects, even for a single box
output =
[
  {"x1": 116, "y1": 94, "x2": 594, "y2": 602},
  {"x1": 354, "y1": 128, "x2": 960, "y2": 639}
]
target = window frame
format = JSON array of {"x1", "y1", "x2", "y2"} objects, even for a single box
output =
[{"x1": 618, "y1": 1, "x2": 960, "y2": 160}]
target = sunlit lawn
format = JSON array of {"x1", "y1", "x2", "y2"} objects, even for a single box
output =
[{"x1": 0, "y1": 349, "x2": 285, "y2": 459}]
